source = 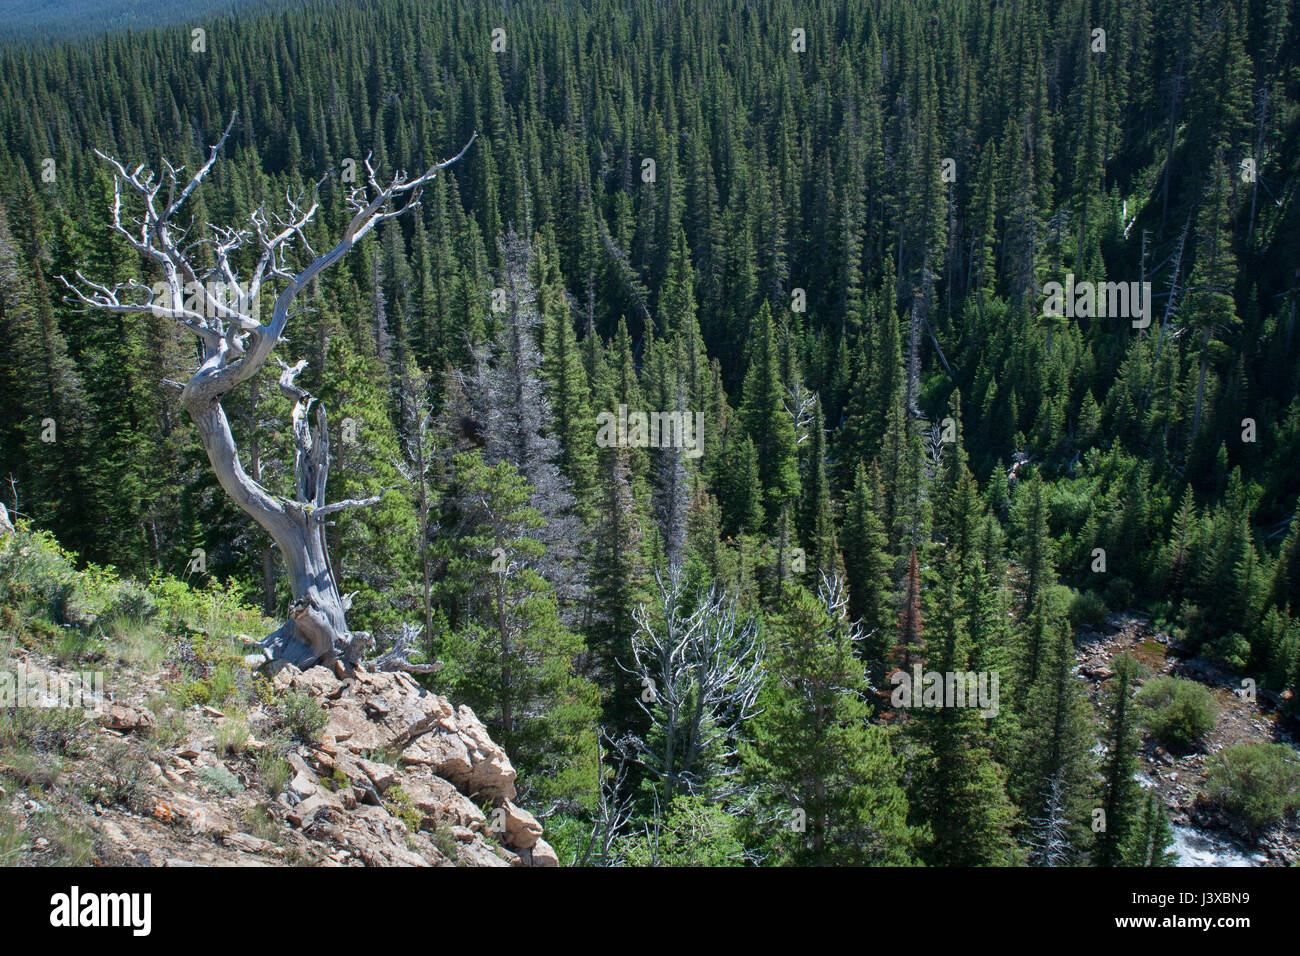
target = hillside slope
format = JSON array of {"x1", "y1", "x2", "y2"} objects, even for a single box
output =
[{"x1": 0, "y1": 521, "x2": 554, "y2": 867}]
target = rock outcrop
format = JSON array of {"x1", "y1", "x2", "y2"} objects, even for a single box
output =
[
  {"x1": 1, "y1": 653, "x2": 556, "y2": 867},
  {"x1": 264, "y1": 662, "x2": 556, "y2": 866}
]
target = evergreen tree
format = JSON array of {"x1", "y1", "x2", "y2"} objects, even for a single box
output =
[
  {"x1": 738, "y1": 301, "x2": 799, "y2": 525},
  {"x1": 746, "y1": 577, "x2": 915, "y2": 865},
  {"x1": 1095, "y1": 652, "x2": 1144, "y2": 866},
  {"x1": 842, "y1": 461, "x2": 895, "y2": 663},
  {"x1": 435, "y1": 450, "x2": 600, "y2": 807}
]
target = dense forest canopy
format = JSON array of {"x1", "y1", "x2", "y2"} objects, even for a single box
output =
[
  {"x1": 0, "y1": 0, "x2": 293, "y2": 42},
  {"x1": 2, "y1": 0, "x2": 1300, "y2": 865}
]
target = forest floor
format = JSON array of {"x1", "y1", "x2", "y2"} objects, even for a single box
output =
[{"x1": 1075, "y1": 614, "x2": 1300, "y2": 866}]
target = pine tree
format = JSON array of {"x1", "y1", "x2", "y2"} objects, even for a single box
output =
[
  {"x1": 1012, "y1": 474, "x2": 1056, "y2": 620},
  {"x1": 842, "y1": 461, "x2": 895, "y2": 663},
  {"x1": 714, "y1": 431, "x2": 764, "y2": 538},
  {"x1": 746, "y1": 577, "x2": 915, "y2": 865},
  {"x1": 587, "y1": 443, "x2": 651, "y2": 735},
  {"x1": 1095, "y1": 652, "x2": 1144, "y2": 866},
  {"x1": 435, "y1": 450, "x2": 600, "y2": 807},
  {"x1": 1011, "y1": 611, "x2": 1096, "y2": 861},
  {"x1": 1186, "y1": 158, "x2": 1241, "y2": 445},
  {"x1": 534, "y1": 230, "x2": 598, "y2": 518},
  {"x1": 1122, "y1": 793, "x2": 1178, "y2": 867},
  {"x1": 799, "y1": 395, "x2": 841, "y2": 583},
  {"x1": 316, "y1": 321, "x2": 417, "y2": 634},
  {"x1": 906, "y1": 527, "x2": 1022, "y2": 867},
  {"x1": 738, "y1": 301, "x2": 799, "y2": 525}
]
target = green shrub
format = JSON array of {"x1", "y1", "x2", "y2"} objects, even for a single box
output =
[
  {"x1": 1103, "y1": 576, "x2": 1135, "y2": 611},
  {"x1": 95, "y1": 741, "x2": 154, "y2": 811},
  {"x1": 1205, "y1": 632, "x2": 1251, "y2": 672},
  {"x1": 197, "y1": 764, "x2": 244, "y2": 797},
  {"x1": 207, "y1": 661, "x2": 238, "y2": 705},
  {"x1": 148, "y1": 573, "x2": 267, "y2": 644},
  {"x1": 0, "y1": 705, "x2": 88, "y2": 756},
  {"x1": 1068, "y1": 589, "x2": 1109, "y2": 628},
  {"x1": 0, "y1": 528, "x2": 82, "y2": 627},
  {"x1": 1206, "y1": 743, "x2": 1300, "y2": 829},
  {"x1": 429, "y1": 823, "x2": 459, "y2": 860},
  {"x1": 215, "y1": 717, "x2": 250, "y2": 755},
  {"x1": 145, "y1": 694, "x2": 188, "y2": 749},
  {"x1": 25, "y1": 804, "x2": 95, "y2": 865},
  {"x1": 255, "y1": 749, "x2": 293, "y2": 798},
  {"x1": 319, "y1": 766, "x2": 350, "y2": 792},
  {"x1": 281, "y1": 690, "x2": 327, "y2": 743},
  {"x1": 623, "y1": 795, "x2": 744, "y2": 866},
  {"x1": 542, "y1": 813, "x2": 591, "y2": 866},
  {"x1": 54, "y1": 626, "x2": 101, "y2": 664},
  {"x1": 383, "y1": 785, "x2": 423, "y2": 833},
  {"x1": 1137, "y1": 676, "x2": 1218, "y2": 749},
  {"x1": 104, "y1": 580, "x2": 157, "y2": 625},
  {"x1": 243, "y1": 803, "x2": 282, "y2": 843},
  {"x1": 174, "y1": 678, "x2": 212, "y2": 707},
  {"x1": 107, "y1": 617, "x2": 167, "y2": 670}
]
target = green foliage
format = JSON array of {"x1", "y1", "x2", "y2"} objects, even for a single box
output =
[
  {"x1": 434, "y1": 450, "x2": 600, "y2": 808},
  {"x1": 1204, "y1": 632, "x2": 1251, "y2": 671},
  {"x1": 1205, "y1": 742, "x2": 1300, "y2": 829},
  {"x1": 1122, "y1": 793, "x2": 1178, "y2": 867},
  {"x1": 383, "y1": 785, "x2": 423, "y2": 834},
  {"x1": 1094, "y1": 653, "x2": 1146, "y2": 866},
  {"x1": 215, "y1": 715, "x2": 250, "y2": 755},
  {"x1": 624, "y1": 795, "x2": 744, "y2": 867},
  {"x1": 93, "y1": 741, "x2": 154, "y2": 811},
  {"x1": 745, "y1": 582, "x2": 915, "y2": 865},
  {"x1": 1068, "y1": 589, "x2": 1109, "y2": 629},
  {"x1": 197, "y1": 764, "x2": 244, "y2": 797},
  {"x1": 0, "y1": 701, "x2": 88, "y2": 758},
  {"x1": 280, "y1": 689, "x2": 327, "y2": 743},
  {"x1": 1136, "y1": 677, "x2": 1219, "y2": 749},
  {"x1": 255, "y1": 749, "x2": 293, "y2": 799}
]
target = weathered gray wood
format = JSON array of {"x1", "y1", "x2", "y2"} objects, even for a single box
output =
[{"x1": 64, "y1": 115, "x2": 475, "y2": 667}]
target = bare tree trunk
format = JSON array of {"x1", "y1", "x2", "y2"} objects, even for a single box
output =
[
  {"x1": 65, "y1": 116, "x2": 476, "y2": 669},
  {"x1": 187, "y1": 392, "x2": 350, "y2": 666}
]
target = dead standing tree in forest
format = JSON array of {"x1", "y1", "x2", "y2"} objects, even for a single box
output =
[{"x1": 64, "y1": 114, "x2": 475, "y2": 669}]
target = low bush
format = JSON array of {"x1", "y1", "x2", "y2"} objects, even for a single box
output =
[
  {"x1": 1136, "y1": 676, "x2": 1218, "y2": 749},
  {"x1": 1206, "y1": 743, "x2": 1300, "y2": 829}
]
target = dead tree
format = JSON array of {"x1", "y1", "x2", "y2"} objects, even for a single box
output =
[
  {"x1": 622, "y1": 566, "x2": 765, "y2": 802},
  {"x1": 575, "y1": 731, "x2": 637, "y2": 867},
  {"x1": 64, "y1": 114, "x2": 474, "y2": 669},
  {"x1": 1024, "y1": 769, "x2": 1073, "y2": 867}
]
